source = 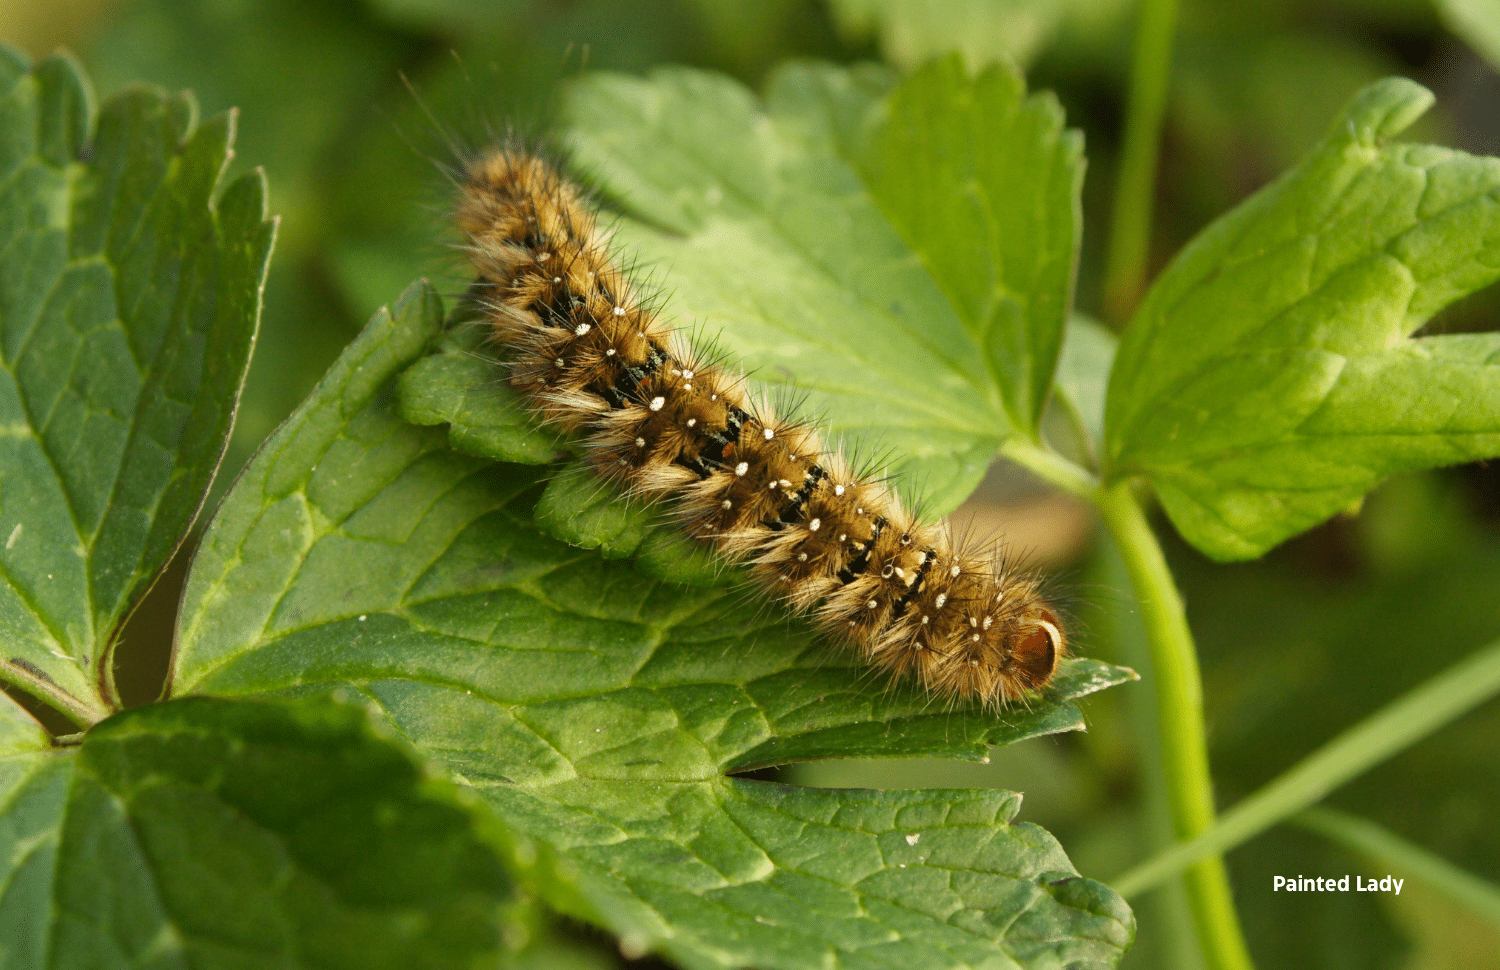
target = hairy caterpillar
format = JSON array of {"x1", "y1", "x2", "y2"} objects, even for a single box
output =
[{"x1": 457, "y1": 146, "x2": 1065, "y2": 707}]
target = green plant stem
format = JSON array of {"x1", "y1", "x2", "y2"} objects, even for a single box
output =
[
  {"x1": 999, "y1": 437, "x2": 1101, "y2": 501},
  {"x1": 1098, "y1": 537, "x2": 1207, "y2": 970},
  {"x1": 1113, "y1": 634, "x2": 1500, "y2": 897},
  {"x1": 1294, "y1": 807, "x2": 1500, "y2": 930},
  {"x1": 1097, "y1": 481, "x2": 1254, "y2": 970},
  {"x1": 1103, "y1": 0, "x2": 1180, "y2": 323}
]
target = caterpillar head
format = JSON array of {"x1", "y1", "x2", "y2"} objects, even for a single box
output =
[{"x1": 1009, "y1": 607, "x2": 1064, "y2": 692}]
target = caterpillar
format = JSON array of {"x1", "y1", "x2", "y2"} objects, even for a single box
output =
[{"x1": 456, "y1": 145, "x2": 1065, "y2": 707}]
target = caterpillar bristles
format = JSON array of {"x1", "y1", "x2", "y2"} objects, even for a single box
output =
[{"x1": 457, "y1": 143, "x2": 1067, "y2": 708}]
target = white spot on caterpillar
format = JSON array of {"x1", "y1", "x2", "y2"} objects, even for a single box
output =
[
  {"x1": 779, "y1": 480, "x2": 792, "y2": 489},
  {"x1": 982, "y1": 616, "x2": 993, "y2": 630},
  {"x1": 950, "y1": 565, "x2": 961, "y2": 577},
  {"x1": 686, "y1": 418, "x2": 697, "y2": 428},
  {"x1": 735, "y1": 462, "x2": 749, "y2": 476},
  {"x1": 684, "y1": 384, "x2": 692, "y2": 391},
  {"x1": 553, "y1": 276, "x2": 561, "y2": 283},
  {"x1": 919, "y1": 616, "x2": 929, "y2": 625},
  {"x1": 554, "y1": 358, "x2": 565, "y2": 367},
  {"x1": 797, "y1": 553, "x2": 808, "y2": 562},
  {"x1": 894, "y1": 567, "x2": 905, "y2": 579},
  {"x1": 722, "y1": 499, "x2": 733, "y2": 509},
  {"x1": 635, "y1": 438, "x2": 645, "y2": 447},
  {"x1": 605, "y1": 348, "x2": 616, "y2": 356},
  {"x1": 935, "y1": 593, "x2": 947, "y2": 609},
  {"x1": 710, "y1": 393, "x2": 718, "y2": 401},
  {"x1": 809, "y1": 518, "x2": 821, "y2": 531},
  {"x1": 613, "y1": 306, "x2": 626, "y2": 316},
  {"x1": 574, "y1": 323, "x2": 591, "y2": 336},
  {"x1": 538, "y1": 252, "x2": 551, "y2": 261},
  {"x1": 838, "y1": 533, "x2": 847, "y2": 542},
  {"x1": 649, "y1": 397, "x2": 665, "y2": 411},
  {"x1": 970, "y1": 617, "x2": 978, "y2": 628},
  {"x1": 834, "y1": 485, "x2": 845, "y2": 496},
  {"x1": 971, "y1": 634, "x2": 981, "y2": 642},
  {"x1": 682, "y1": 370, "x2": 693, "y2": 379},
  {"x1": 763, "y1": 428, "x2": 774, "y2": 440},
  {"x1": 866, "y1": 600, "x2": 878, "y2": 609},
  {"x1": 856, "y1": 507, "x2": 865, "y2": 515}
]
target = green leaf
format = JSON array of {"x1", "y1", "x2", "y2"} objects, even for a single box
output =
[
  {"x1": 851, "y1": 56, "x2": 1084, "y2": 436},
  {"x1": 827, "y1": 0, "x2": 1089, "y2": 70},
  {"x1": 548, "y1": 61, "x2": 1079, "y2": 514},
  {"x1": 1106, "y1": 77, "x2": 1500, "y2": 560},
  {"x1": 396, "y1": 321, "x2": 565, "y2": 465},
  {"x1": 1054, "y1": 314, "x2": 1116, "y2": 462},
  {"x1": 177, "y1": 281, "x2": 1136, "y2": 970},
  {"x1": 1437, "y1": 0, "x2": 1500, "y2": 73},
  {"x1": 0, "y1": 48, "x2": 275, "y2": 720},
  {"x1": 0, "y1": 693, "x2": 515, "y2": 969}
]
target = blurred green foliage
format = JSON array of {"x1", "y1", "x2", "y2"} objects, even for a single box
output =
[{"x1": 4, "y1": 0, "x2": 1498, "y2": 967}]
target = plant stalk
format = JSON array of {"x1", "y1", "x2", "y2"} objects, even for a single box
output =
[
  {"x1": 1097, "y1": 481, "x2": 1254, "y2": 970},
  {"x1": 1114, "y1": 634, "x2": 1500, "y2": 897},
  {"x1": 1103, "y1": 0, "x2": 1180, "y2": 323}
]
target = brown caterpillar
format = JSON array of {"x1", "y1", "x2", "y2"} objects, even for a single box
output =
[{"x1": 457, "y1": 146, "x2": 1065, "y2": 707}]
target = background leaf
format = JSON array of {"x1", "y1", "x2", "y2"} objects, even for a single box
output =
[
  {"x1": 175, "y1": 281, "x2": 1136, "y2": 970},
  {"x1": 0, "y1": 47, "x2": 274, "y2": 718},
  {"x1": 0, "y1": 693, "x2": 515, "y2": 970},
  {"x1": 1437, "y1": 0, "x2": 1500, "y2": 74},
  {"x1": 825, "y1": 0, "x2": 1131, "y2": 72},
  {"x1": 1053, "y1": 315, "x2": 1116, "y2": 461},
  {"x1": 1106, "y1": 77, "x2": 1500, "y2": 560}
]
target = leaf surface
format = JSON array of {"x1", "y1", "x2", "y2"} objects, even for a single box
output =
[
  {"x1": 553, "y1": 61, "x2": 1080, "y2": 514},
  {"x1": 850, "y1": 56, "x2": 1083, "y2": 435},
  {"x1": 1438, "y1": 0, "x2": 1500, "y2": 73},
  {"x1": 1106, "y1": 78, "x2": 1500, "y2": 560},
  {"x1": 826, "y1": 0, "x2": 1085, "y2": 70},
  {"x1": 0, "y1": 693, "x2": 513, "y2": 970},
  {"x1": 176, "y1": 282, "x2": 1135, "y2": 970},
  {"x1": 0, "y1": 49, "x2": 273, "y2": 716}
]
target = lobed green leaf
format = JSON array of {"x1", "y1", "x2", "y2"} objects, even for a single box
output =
[
  {"x1": 851, "y1": 56, "x2": 1083, "y2": 436},
  {"x1": 176, "y1": 281, "x2": 1135, "y2": 970},
  {"x1": 553, "y1": 60, "x2": 1080, "y2": 515},
  {"x1": 0, "y1": 47, "x2": 274, "y2": 717},
  {"x1": 0, "y1": 693, "x2": 515, "y2": 970},
  {"x1": 1107, "y1": 77, "x2": 1500, "y2": 560}
]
